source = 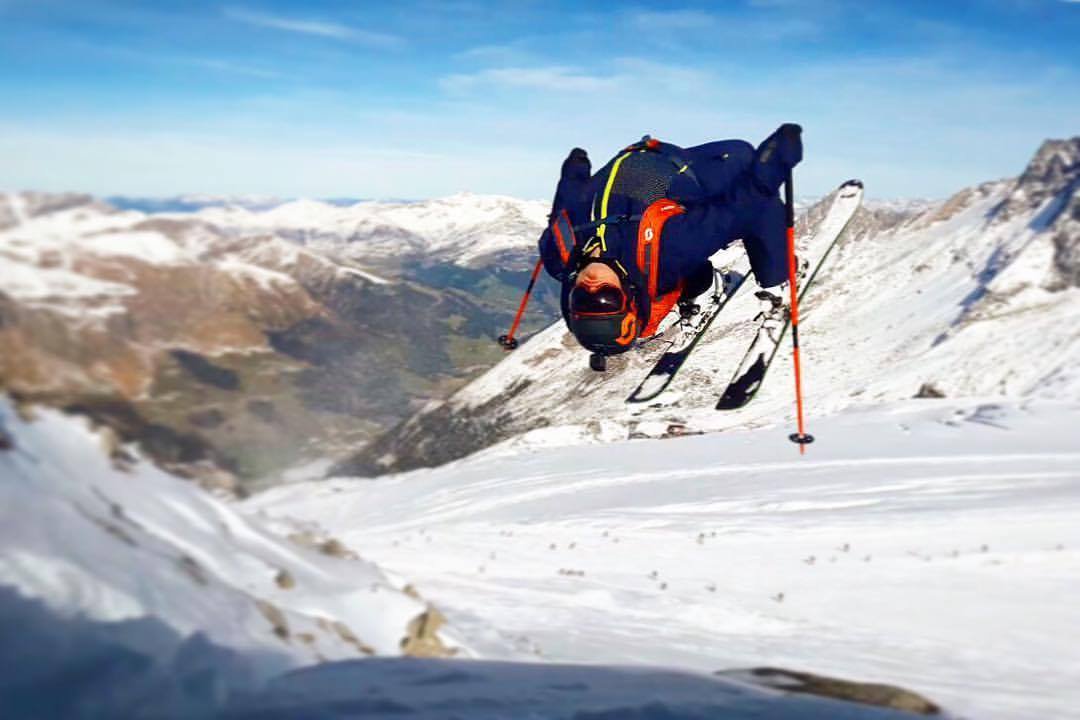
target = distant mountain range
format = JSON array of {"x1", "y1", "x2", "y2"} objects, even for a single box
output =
[{"x1": 0, "y1": 191, "x2": 560, "y2": 491}]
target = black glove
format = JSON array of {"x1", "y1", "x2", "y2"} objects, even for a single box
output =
[
  {"x1": 561, "y1": 147, "x2": 591, "y2": 182},
  {"x1": 776, "y1": 123, "x2": 803, "y2": 167}
]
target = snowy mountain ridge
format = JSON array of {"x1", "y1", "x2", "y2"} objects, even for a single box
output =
[
  {"x1": 162, "y1": 191, "x2": 551, "y2": 269},
  {"x1": 108, "y1": 193, "x2": 289, "y2": 213},
  {"x1": 0, "y1": 191, "x2": 376, "y2": 317}
]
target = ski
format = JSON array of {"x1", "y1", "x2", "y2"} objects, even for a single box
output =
[
  {"x1": 627, "y1": 260, "x2": 751, "y2": 403},
  {"x1": 716, "y1": 180, "x2": 864, "y2": 410}
]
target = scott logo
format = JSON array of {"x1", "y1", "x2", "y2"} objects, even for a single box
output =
[{"x1": 615, "y1": 313, "x2": 637, "y2": 345}]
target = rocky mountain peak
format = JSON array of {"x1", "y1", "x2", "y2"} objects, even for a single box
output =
[
  {"x1": 994, "y1": 136, "x2": 1080, "y2": 222},
  {"x1": 1019, "y1": 137, "x2": 1080, "y2": 190},
  {"x1": 1051, "y1": 183, "x2": 1080, "y2": 290}
]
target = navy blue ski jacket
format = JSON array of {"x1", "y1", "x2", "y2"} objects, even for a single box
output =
[{"x1": 538, "y1": 125, "x2": 803, "y2": 321}]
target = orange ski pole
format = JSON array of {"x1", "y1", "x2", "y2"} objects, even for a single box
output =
[
  {"x1": 498, "y1": 257, "x2": 543, "y2": 351},
  {"x1": 785, "y1": 170, "x2": 814, "y2": 452}
]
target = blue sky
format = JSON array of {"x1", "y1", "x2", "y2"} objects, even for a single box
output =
[{"x1": 1, "y1": 0, "x2": 1078, "y2": 200}]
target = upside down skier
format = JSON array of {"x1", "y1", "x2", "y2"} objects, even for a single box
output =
[{"x1": 534, "y1": 123, "x2": 803, "y2": 370}]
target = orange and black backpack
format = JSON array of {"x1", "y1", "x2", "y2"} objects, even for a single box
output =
[{"x1": 550, "y1": 137, "x2": 706, "y2": 339}]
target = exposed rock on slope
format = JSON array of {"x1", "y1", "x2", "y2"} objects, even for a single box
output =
[{"x1": 719, "y1": 667, "x2": 941, "y2": 715}]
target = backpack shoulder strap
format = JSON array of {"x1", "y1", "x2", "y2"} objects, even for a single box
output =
[{"x1": 549, "y1": 209, "x2": 575, "y2": 264}]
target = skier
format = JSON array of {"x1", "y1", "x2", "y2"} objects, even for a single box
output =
[{"x1": 536, "y1": 124, "x2": 803, "y2": 369}]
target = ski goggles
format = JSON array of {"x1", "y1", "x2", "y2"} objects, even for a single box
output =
[
  {"x1": 568, "y1": 283, "x2": 639, "y2": 354},
  {"x1": 569, "y1": 283, "x2": 627, "y2": 315}
]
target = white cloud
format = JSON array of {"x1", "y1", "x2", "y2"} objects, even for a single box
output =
[
  {"x1": 627, "y1": 9, "x2": 716, "y2": 29},
  {"x1": 453, "y1": 44, "x2": 526, "y2": 63},
  {"x1": 440, "y1": 66, "x2": 612, "y2": 94},
  {"x1": 224, "y1": 7, "x2": 403, "y2": 48},
  {"x1": 624, "y1": 6, "x2": 821, "y2": 40},
  {"x1": 747, "y1": 0, "x2": 823, "y2": 7},
  {"x1": 178, "y1": 57, "x2": 286, "y2": 80},
  {"x1": 70, "y1": 43, "x2": 288, "y2": 80}
]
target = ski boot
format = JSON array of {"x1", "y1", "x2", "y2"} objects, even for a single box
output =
[
  {"x1": 675, "y1": 262, "x2": 718, "y2": 326},
  {"x1": 677, "y1": 298, "x2": 701, "y2": 322},
  {"x1": 752, "y1": 288, "x2": 787, "y2": 328},
  {"x1": 754, "y1": 289, "x2": 784, "y2": 311}
]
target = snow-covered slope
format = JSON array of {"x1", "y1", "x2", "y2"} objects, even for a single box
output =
[
  {"x1": 0, "y1": 398, "x2": 962, "y2": 720},
  {"x1": 341, "y1": 138, "x2": 1080, "y2": 476},
  {"x1": 253, "y1": 397, "x2": 1080, "y2": 720},
  {"x1": 0, "y1": 397, "x2": 454, "y2": 670}
]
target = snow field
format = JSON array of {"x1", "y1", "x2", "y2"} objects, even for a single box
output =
[{"x1": 252, "y1": 399, "x2": 1080, "y2": 720}]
